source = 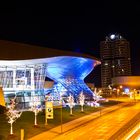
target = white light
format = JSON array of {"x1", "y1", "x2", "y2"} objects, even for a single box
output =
[
  {"x1": 125, "y1": 88, "x2": 129, "y2": 93},
  {"x1": 110, "y1": 34, "x2": 115, "y2": 39},
  {"x1": 104, "y1": 63, "x2": 108, "y2": 66}
]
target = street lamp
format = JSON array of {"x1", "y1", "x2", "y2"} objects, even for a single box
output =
[
  {"x1": 133, "y1": 89, "x2": 136, "y2": 102},
  {"x1": 117, "y1": 89, "x2": 120, "y2": 96},
  {"x1": 60, "y1": 97, "x2": 63, "y2": 133},
  {"x1": 119, "y1": 85, "x2": 123, "y2": 96},
  {"x1": 119, "y1": 85, "x2": 123, "y2": 89}
]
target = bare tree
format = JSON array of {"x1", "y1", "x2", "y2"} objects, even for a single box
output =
[
  {"x1": 79, "y1": 91, "x2": 85, "y2": 112},
  {"x1": 30, "y1": 97, "x2": 42, "y2": 126},
  {"x1": 67, "y1": 94, "x2": 74, "y2": 115},
  {"x1": 6, "y1": 97, "x2": 22, "y2": 135}
]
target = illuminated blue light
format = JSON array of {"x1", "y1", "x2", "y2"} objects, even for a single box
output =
[
  {"x1": 46, "y1": 56, "x2": 98, "y2": 98},
  {"x1": 125, "y1": 88, "x2": 129, "y2": 93}
]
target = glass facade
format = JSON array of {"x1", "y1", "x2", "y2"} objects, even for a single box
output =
[
  {"x1": 0, "y1": 56, "x2": 100, "y2": 108},
  {"x1": 0, "y1": 71, "x2": 13, "y2": 88}
]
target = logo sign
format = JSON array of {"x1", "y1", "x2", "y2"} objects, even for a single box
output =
[{"x1": 45, "y1": 102, "x2": 53, "y2": 119}]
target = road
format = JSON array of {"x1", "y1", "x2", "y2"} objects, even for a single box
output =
[
  {"x1": 128, "y1": 129, "x2": 140, "y2": 140},
  {"x1": 52, "y1": 103, "x2": 140, "y2": 140},
  {"x1": 29, "y1": 99, "x2": 140, "y2": 140}
]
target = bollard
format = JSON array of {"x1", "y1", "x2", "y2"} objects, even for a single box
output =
[{"x1": 21, "y1": 129, "x2": 24, "y2": 140}]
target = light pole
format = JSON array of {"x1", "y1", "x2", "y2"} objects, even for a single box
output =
[
  {"x1": 117, "y1": 89, "x2": 120, "y2": 97},
  {"x1": 60, "y1": 101, "x2": 63, "y2": 133},
  {"x1": 100, "y1": 106, "x2": 102, "y2": 116},
  {"x1": 133, "y1": 89, "x2": 136, "y2": 103},
  {"x1": 45, "y1": 95, "x2": 49, "y2": 125},
  {"x1": 119, "y1": 85, "x2": 123, "y2": 96}
]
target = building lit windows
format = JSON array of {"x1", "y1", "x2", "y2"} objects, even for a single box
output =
[{"x1": 118, "y1": 60, "x2": 120, "y2": 65}]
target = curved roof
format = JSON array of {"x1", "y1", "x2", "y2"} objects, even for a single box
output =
[
  {"x1": 0, "y1": 40, "x2": 99, "y2": 61},
  {"x1": 0, "y1": 56, "x2": 98, "y2": 66},
  {"x1": 0, "y1": 56, "x2": 98, "y2": 97}
]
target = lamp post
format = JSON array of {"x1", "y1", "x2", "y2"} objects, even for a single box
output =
[
  {"x1": 45, "y1": 95, "x2": 49, "y2": 125},
  {"x1": 133, "y1": 89, "x2": 136, "y2": 103},
  {"x1": 119, "y1": 85, "x2": 123, "y2": 96},
  {"x1": 60, "y1": 97, "x2": 63, "y2": 133},
  {"x1": 108, "y1": 85, "x2": 112, "y2": 95},
  {"x1": 117, "y1": 89, "x2": 120, "y2": 97}
]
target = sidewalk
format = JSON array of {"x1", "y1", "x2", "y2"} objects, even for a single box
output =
[{"x1": 29, "y1": 101, "x2": 130, "y2": 140}]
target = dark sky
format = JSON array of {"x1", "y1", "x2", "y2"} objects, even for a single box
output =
[{"x1": 0, "y1": 1, "x2": 140, "y2": 86}]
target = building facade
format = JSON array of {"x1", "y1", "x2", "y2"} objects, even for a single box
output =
[
  {"x1": 0, "y1": 57, "x2": 100, "y2": 108},
  {"x1": 0, "y1": 40, "x2": 100, "y2": 108},
  {"x1": 100, "y1": 34, "x2": 131, "y2": 88},
  {"x1": 112, "y1": 76, "x2": 140, "y2": 88}
]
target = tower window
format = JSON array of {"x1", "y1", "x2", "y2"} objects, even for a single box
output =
[{"x1": 118, "y1": 60, "x2": 120, "y2": 65}]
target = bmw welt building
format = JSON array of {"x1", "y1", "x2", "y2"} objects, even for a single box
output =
[{"x1": 0, "y1": 40, "x2": 100, "y2": 107}]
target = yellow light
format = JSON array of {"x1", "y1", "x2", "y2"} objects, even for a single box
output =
[
  {"x1": 0, "y1": 87, "x2": 5, "y2": 107},
  {"x1": 120, "y1": 85, "x2": 123, "y2": 89},
  {"x1": 21, "y1": 129, "x2": 24, "y2": 140}
]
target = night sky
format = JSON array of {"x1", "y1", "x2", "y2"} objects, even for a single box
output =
[{"x1": 0, "y1": 2, "x2": 140, "y2": 86}]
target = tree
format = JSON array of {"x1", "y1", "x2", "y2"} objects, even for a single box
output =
[
  {"x1": 30, "y1": 97, "x2": 42, "y2": 126},
  {"x1": 6, "y1": 97, "x2": 22, "y2": 135},
  {"x1": 79, "y1": 91, "x2": 85, "y2": 112},
  {"x1": 67, "y1": 94, "x2": 74, "y2": 115}
]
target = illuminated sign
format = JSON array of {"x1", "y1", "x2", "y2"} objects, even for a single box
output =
[{"x1": 45, "y1": 102, "x2": 53, "y2": 119}]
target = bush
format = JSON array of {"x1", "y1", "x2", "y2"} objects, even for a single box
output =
[{"x1": 0, "y1": 105, "x2": 6, "y2": 114}]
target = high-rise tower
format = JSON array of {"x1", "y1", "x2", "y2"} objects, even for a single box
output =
[{"x1": 100, "y1": 34, "x2": 131, "y2": 87}]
